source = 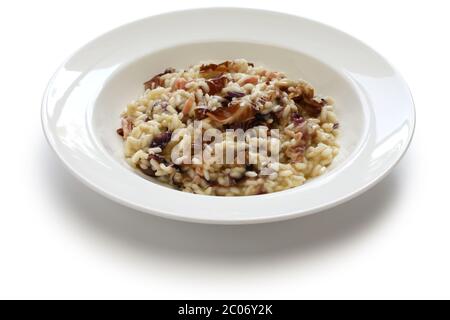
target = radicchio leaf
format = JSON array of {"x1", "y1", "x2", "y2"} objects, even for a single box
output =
[
  {"x1": 199, "y1": 61, "x2": 243, "y2": 78},
  {"x1": 150, "y1": 132, "x2": 172, "y2": 149},
  {"x1": 291, "y1": 112, "x2": 305, "y2": 126},
  {"x1": 224, "y1": 91, "x2": 246, "y2": 100},
  {"x1": 144, "y1": 67, "x2": 176, "y2": 90},
  {"x1": 206, "y1": 76, "x2": 228, "y2": 95},
  {"x1": 206, "y1": 103, "x2": 255, "y2": 125}
]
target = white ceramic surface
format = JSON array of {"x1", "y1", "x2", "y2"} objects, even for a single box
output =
[{"x1": 41, "y1": 8, "x2": 415, "y2": 224}]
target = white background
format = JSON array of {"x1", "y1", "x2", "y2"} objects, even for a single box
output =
[{"x1": 0, "y1": 0, "x2": 448, "y2": 299}]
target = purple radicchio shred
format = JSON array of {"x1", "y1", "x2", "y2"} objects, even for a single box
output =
[
  {"x1": 291, "y1": 112, "x2": 305, "y2": 125},
  {"x1": 116, "y1": 128, "x2": 124, "y2": 136},
  {"x1": 333, "y1": 123, "x2": 340, "y2": 129},
  {"x1": 140, "y1": 166, "x2": 156, "y2": 177},
  {"x1": 148, "y1": 154, "x2": 167, "y2": 164},
  {"x1": 150, "y1": 131, "x2": 172, "y2": 149},
  {"x1": 140, "y1": 154, "x2": 172, "y2": 177},
  {"x1": 154, "y1": 100, "x2": 169, "y2": 111}
]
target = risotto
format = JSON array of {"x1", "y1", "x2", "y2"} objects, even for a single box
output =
[{"x1": 117, "y1": 59, "x2": 339, "y2": 196}]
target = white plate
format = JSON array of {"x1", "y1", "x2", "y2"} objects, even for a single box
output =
[{"x1": 42, "y1": 8, "x2": 415, "y2": 224}]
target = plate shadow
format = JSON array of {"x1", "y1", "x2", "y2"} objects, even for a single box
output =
[{"x1": 40, "y1": 140, "x2": 407, "y2": 265}]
